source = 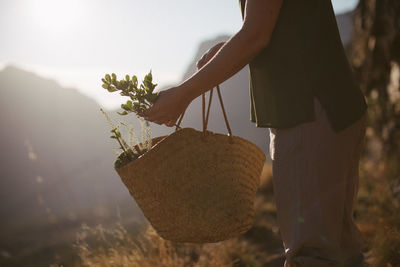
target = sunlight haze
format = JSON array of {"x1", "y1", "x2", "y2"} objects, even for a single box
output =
[{"x1": 0, "y1": 0, "x2": 359, "y2": 109}]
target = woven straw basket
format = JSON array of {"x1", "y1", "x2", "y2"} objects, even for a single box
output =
[{"x1": 115, "y1": 86, "x2": 266, "y2": 243}]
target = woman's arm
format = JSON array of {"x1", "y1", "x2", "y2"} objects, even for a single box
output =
[
  {"x1": 196, "y1": 42, "x2": 226, "y2": 70},
  {"x1": 142, "y1": 0, "x2": 283, "y2": 126}
]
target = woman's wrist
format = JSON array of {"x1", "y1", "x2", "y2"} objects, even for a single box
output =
[{"x1": 176, "y1": 83, "x2": 197, "y2": 107}]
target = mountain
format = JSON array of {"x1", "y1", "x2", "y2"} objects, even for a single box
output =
[
  {"x1": 0, "y1": 66, "x2": 148, "y2": 228},
  {"x1": 0, "y1": 66, "x2": 176, "y2": 266}
]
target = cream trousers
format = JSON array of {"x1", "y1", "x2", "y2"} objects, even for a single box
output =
[{"x1": 269, "y1": 98, "x2": 367, "y2": 267}]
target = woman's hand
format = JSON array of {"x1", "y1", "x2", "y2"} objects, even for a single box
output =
[
  {"x1": 196, "y1": 42, "x2": 226, "y2": 70},
  {"x1": 140, "y1": 86, "x2": 192, "y2": 127}
]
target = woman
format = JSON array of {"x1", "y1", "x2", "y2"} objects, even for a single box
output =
[{"x1": 141, "y1": 0, "x2": 368, "y2": 266}]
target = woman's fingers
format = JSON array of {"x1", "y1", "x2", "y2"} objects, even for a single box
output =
[
  {"x1": 139, "y1": 86, "x2": 190, "y2": 127},
  {"x1": 143, "y1": 109, "x2": 164, "y2": 123},
  {"x1": 144, "y1": 109, "x2": 180, "y2": 127},
  {"x1": 147, "y1": 114, "x2": 168, "y2": 125},
  {"x1": 140, "y1": 91, "x2": 166, "y2": 120},
  {"x1": 149, "y1": 117, "x2": 176, "y2": 127},
  {"x1": 139, "y1": 103, "x2": 172, "y2": 125}
]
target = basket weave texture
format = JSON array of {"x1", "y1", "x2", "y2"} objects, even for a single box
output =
[
  {"x1": 115, "y1": 86, "x2": 266, "y2": 243},
  {"x1": 116, "y1": 128, "x2": 265, "y2": 243}
]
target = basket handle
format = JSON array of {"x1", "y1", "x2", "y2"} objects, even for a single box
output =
[{"x1": 175, "y1": 85, "x2": 233, "y2": 142}]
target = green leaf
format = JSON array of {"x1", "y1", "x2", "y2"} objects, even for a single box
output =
[
  {"x1": 145, "y1": 71, "x2": 152, "y2": 83},
  {"x1": 125, "y1": 74, "x2": 130, "y2": 81},
  {"x1": 117, "y1": 111, "x2": 128, "y2": 115},
  {"x1": 121, "y1": 80, "x2": 129, "y2": 89},
  {"x1": 102, "y1": 84, "x2": 109, "y2": 89},
  {"x1": 150, "y1": 83, "x2": 157, "y2": 93},
  {"x1": 121, "y1": 103, "x2": 128, "y2": 111},
  {"x1": 144, "y1": 92, "x2": 158, "y2": 103},
  {"x1": 112, "y1": 73, "x2": 117, "y2": 80},
  {"x1": 110, "y1": 136, "x2": 117, "y2": 139},
  {"x1": 105, "y1": 74, "x2": 111, "y2": 82},
  {"x1": 107, "y1": 88, "x2": 117, "y2": 92},
  {"x1": 132, "y1": 75, "x2": 138, "y2": 86},
  {"x1": 126, "y1": 100, "x2": 133, "y2": 109}
]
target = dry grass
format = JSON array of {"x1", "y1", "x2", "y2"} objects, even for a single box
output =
[
  {"x1": 73, "y1": 163, "x2": 283, "y2": 267},
  {"x1": 75, "y1": 223, "x2": 262, "y2": 267},
  {"x1": 356, "y1": 159, "x2": 400, "y2": 266},
  {"x1": 74, "y1": 160, "x2": 400, "y2": 266}
]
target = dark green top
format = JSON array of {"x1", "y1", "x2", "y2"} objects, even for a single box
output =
[{"x1": 239, "y1": 0, "x2": 367, "y2": 131}]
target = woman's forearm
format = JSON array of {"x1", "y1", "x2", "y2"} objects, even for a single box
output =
[{"x1": 180, "y1": 28, "x2": 267, "y2": 102}]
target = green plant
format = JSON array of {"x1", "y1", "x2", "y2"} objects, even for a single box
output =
[
  {"x1": 100, "y1": 109, "x2": 150, "y2": 168},
  {"x1": 99, "y1": 71, "x2": 156, "y2": 168},
  {"x1": 101, "y1": 72, "x2": 158, "y2": 115}
]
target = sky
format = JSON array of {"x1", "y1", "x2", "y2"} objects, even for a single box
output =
[{"x1": 0, "y1": 0, "x2": 359, "y2": 109}]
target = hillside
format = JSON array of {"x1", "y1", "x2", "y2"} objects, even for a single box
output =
[
  {"x1": 0, "y1": 66, "x2": 151, "y2": 266},
  {"x1": 0, "y1": 66, "x2": 147, "y2": 226}
]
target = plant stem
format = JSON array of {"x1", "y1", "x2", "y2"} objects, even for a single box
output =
[{"x1": 116, "y1": 136, "x2": 127, "y2": 152}]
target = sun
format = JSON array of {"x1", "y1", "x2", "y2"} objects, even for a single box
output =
[{"x1": 27, "y1": 0, "x2": 84, "y2": 33}]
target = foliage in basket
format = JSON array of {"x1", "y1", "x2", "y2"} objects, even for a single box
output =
[{"x1": 100, "y1": 71, "x2": 158, "y2": 168}]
